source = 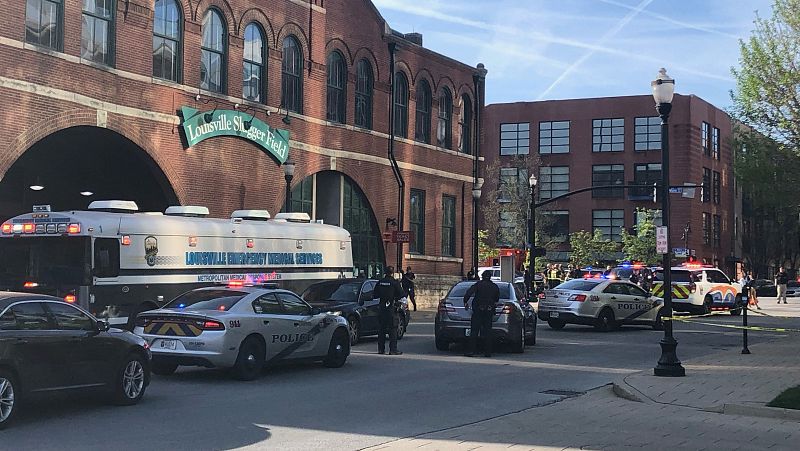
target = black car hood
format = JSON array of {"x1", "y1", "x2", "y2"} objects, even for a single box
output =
[{"x1": 306, "y1": 300, "x2": 357, "y2": 310}]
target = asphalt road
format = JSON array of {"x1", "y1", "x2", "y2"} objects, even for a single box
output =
[{"x1": 3, "y1": 303, "x2": 799, "y2": 450}]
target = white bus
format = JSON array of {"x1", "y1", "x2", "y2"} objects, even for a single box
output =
[{"x1": 0, "y1": 201, "x2": 353, "y2": 327}]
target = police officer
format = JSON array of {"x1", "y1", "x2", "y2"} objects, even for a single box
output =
[
  {"x1": 463, "y1": 270, "x2": 500, "y2": 357},
  {"x1": 374, "y1": 266, "x2": 404, "y2": 355}
]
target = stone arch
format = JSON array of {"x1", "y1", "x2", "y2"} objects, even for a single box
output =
[
  {"x1": 394, "y1": 60, "x2": 412, "y2": 85},
  {"x1": 325, "y1": 38, "x2": 354, "y2": 67},
  {"x1": 276, "y1": 22, "x2": 310, "y2": 58},
  {"x1": 352, "y1": 47, "x2": 380, "y2": 81},
  {"x1": 194, "y1": 0, "x2": 236, "y2": 33},
  {"x1": 436, "y1": 75, "x2": 457, "y2": 98},
  {"x1": 413, "y1": 68, "x2": 435, "y2": 92},
  {"x1": 237, "y1": 8, "x2": 276, "y2": 48}
]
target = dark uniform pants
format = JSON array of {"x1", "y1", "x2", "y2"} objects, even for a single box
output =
[
  {"x1": 378, "y1": 309, "x2": 399, "y2": 353},
  {"x1": 470, "y1": 309, "x2": 493, "y2": 355}
]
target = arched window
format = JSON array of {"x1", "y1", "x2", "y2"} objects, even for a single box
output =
[
  {"x1": 326, "y1": 51, "x2": 346, "y2": 123},
  {"x1": 355, "y1": 60, "x2": 373, "y2": 129},
  {"x1": 81, "y1": 0, "x2": 115, "y2": 65},
  {"x1": 200, "y1": 9, "x2": 226, "y2": 93},
  {"x1": 153, "y1": 0, "x2": 181, "y2": 82},
  {"x1": 437, "y1": 88, "x2": 453, "y2": 149},
  {"x1": 243, "y1": 23, "x2": 265, "y2": 102},
  {"x1": 281, "y1": 36, "x2": 303, "y2": 113},
  {"x1": 414, "y1": 79, "x2": 432, "y2": 143},
  {"x1": 393, "y1": 72, "x2": 409, "y2": 138},
  {"x1": 26, "y1": 0, "x2": 63, "y2": 50},
  {"x1": 460, "y1": 95, "x2": 473, "y2": 154}
]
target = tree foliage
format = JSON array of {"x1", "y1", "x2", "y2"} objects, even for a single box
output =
[
  {"x1": 477, "y1": 229, "x2": 494, "y2": 263},
  {"x1": 620, "y1": 209, "x2": 659, "y2": 265},
  {"x1": 569, "y1": 229, "x2": 619, "y2": 268}
]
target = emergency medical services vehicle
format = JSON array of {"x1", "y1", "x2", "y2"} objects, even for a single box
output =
[
  {"x1": 0, "y1": 201, "x2": 353, "y2": 327},
  {"x1": 651, "y1": 264, "x2": 743, "y2": 315}
]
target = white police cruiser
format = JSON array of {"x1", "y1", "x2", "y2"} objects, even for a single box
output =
[
  {"x1": 134, "y1": 283, "x2": 350, "y2": 380},
  {"x1": 537, "y1": 278, "x2": 665, "y2": 331}
]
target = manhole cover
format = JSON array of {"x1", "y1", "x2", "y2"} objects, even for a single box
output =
[{"x1": 540, "y1": 389, "x2": 584, "y2": 397}]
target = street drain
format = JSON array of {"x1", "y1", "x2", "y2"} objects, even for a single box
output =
[{"x1": 540, "y1": 389, "x2": 585, "y2": 397}]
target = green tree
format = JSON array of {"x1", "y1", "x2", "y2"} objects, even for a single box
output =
[
  {"x1": 569, "y1": 229, "x2": 619, "y2": 268},
  {"x1": 620, "y1": 209, "x2": 659, "y2": 265},
  {"x1": 477, "y1": 229, "x2": 494, "y2": 263}
]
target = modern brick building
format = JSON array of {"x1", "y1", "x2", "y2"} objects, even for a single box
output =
[
  {"x1": 482, "y1": 94, "x2": 741, "y2": 275},
  {"x1": 0, "y1": 0, "x2": 486, "y2": 283}
]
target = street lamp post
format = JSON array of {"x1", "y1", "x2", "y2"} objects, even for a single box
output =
[
  {"x1": 283, "y1": 160, "x2": 296, "y2": 213},
  {"x1": 472, "y1": 178, "x2": 484, "y2": 278},
  {"x1": 528, "y1": 174, "x2": 538, "y2": 298},
  {"x1": 652, "y1": 68, "x2": 685, "y2": 377}
]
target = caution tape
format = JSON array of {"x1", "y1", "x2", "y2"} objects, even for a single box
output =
[
  {"x1": 666, "y1": 317, "x2": 800, "y2": 333},
  {"x1": 662, "y1": 310, "x2": 733, "y2": 320},
  {"x1": 745, "y1": 307, "x2": 797, "y2": 319}
]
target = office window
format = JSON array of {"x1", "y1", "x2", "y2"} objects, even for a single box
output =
[
  {"x1": 592, "y1": 165, "x2": 624, "y2": 198},
  {"x1": 542, "y1": 210, "x2": 569, "y2": 242},
  {"x1": 82, "y1": 0, "x2": 114, "y2": 66},
  {"x1": 153, "y1": 0, "x2": 182, "y2": 82},
  {"x1": 326, "y1": 51, "x2": 346, "y2": 123},
  {"x1": 702, "y1": 213, "x2": 711, "y2": 245},
  {"x1": 200, "y1": 9, "x2": 226, "y2": 93},
  {"x1": 437, "y1": 88, "x2": 453, "y2": 148},
  {"x1": 701, "y1": 122, "x2": 710, "y2": 156},
  {"x1": 592, "y1": 118, "x2": 624, "y2": 152},
  {"x1": 500, "y1": 123, "x2": 530, "y2": 156},
  {"x1": 633, "y1": 163, "x2": 661, "y2": 199},
  {"x1": 355, "y1": 59, "x2": 373, "y2": 129},
  {"x1": 393, "y1": 72, "x2": 409, "y2": 138},
  {"x1": 460, "y1": 95, "x2": 473, "y2": 154},
  {"x1": 713, "y1": 214, "x2": 721, "y2": 248},
  {"x1": 243, "y1": 23, "x2": 265, "y2": 102},
  {"x1": 498, "y1": 167, "x2": 527, "y2": 202},
  {"x1": 702, "y1": 167, "x2": 711, "y2": 203},
  {"x1": 415, "y1": 79, "x2": 432, "y2": 143},
  {"x1": 539, "y1": 121, "x2": 570, "y2": 154},
  {"x1": 593, "y1": 210, "x2": 624, "y2": 242},
  {"x1": 409, "y1": 189, "x2": 425, "y2": 253},
  {"x1": 441, "y1": 196, "x2": 456, "y2": 257},
  {"x1": 281, "y1": 36, "x2": 303, "y2": 113},
  {"x1": 713, "y1": 171, "x2": 721, "y2": 205},
  {"x1": 497, "y1": 211, "x2": 520, "y2": 247},
  {"x1": 712, "y1": 127, "x2": 720, "y2": 160},
  {"x1": 539, "y1": 166, "x2": 569, "y2": 200},
  {"x1": 634, "y1": 117, "x2": 661, "y2": 151},
  {"x1": 26, "y1": 0, "x2": 63, "y2": 50}
]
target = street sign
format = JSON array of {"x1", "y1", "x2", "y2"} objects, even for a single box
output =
[
  {"x1": 391, "y1": 231, "x2": 412, "y2": 243},
  {"x1": 681, "y1": 183, "x2": 697, "y2": 199},
  {"x1": 668, "y1": 187, "x2": 683, "y2": 194},
  {"x1": 656, "y1": 226, "x2": 668, "y2": 254},
  {"x1": 673, "y1": 248, "x2": 688, "y2": 257}
]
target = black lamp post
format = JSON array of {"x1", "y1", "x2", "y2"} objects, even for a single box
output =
[
  {"x1": 652, "y1": 68, "x2": 685, "y2": 377},
  {"x1": 528, "y1": 174, "x2": 538, "y2": 297},
  {"x1": 283, "y1": 160, "x2": 295, "y2": 213},
  {"x1": 472, "y1": 178, "x2": 483, "y2": 278}
]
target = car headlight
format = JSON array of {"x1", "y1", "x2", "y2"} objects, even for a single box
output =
[{"x1": 328, "y1": 310, "x2": 343, "y2": 316}]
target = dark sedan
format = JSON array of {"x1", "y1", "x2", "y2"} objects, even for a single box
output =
[
  {"x1": 753, "y1": 279, "x2": 777, "y2": 297},
  {"x1": 301, "y1": 279, "x2": 411, "y2": 345},
  {"x1": 434, "y1": 281, "x2": 537, "y2": 353},
  {"x1": 0, "y1": 293, "x2": 151, "y2": 429}
]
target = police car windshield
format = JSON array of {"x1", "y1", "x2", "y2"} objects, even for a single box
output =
[
  {"x1": 166, "y1": 289, "x2": 248, "y2": 311},
  {"x1": 555, "y1": 279, "x2": 602, "y2": 291},
  {"x1": 302, "y1": 281, "x2": 362, "y2": 303},
  {"x1": 447, "y1": 282, "x2": 513, "y2": 300},
  {"x1": 653, "y1": 270, "x2": 695, "y2": 283}
]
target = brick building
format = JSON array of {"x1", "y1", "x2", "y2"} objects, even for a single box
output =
[
  {"x1": 0, "y1": 0, "x2": 486, "y2": 283},
  {"x1": 482, "y1": 94, "x2": 741, "y2": 275}
]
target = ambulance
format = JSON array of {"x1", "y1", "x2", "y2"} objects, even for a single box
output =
[{"x1": 650, "y1": 263, "x2": 743, "y2": 315}]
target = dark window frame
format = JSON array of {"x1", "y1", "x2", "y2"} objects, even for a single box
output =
[
  {"x1": 281, "y1": 35, "x2": 304, "y2": 113},
  {"x1": 542, "y1": 210, "x2": 569, "y2": 243},
  {"x1": 409, "y1": 189, "x2": 426, "y2": 254},
  {"x1": 354, "y1": 59, "x2": 373, "y2": 129},
  {"x1": 200, "y1": 8, "x2": 227, "y2": 93},
  {"x1": 243, "y1": 22, "x2": 266, "y2": 103},
  {"x1": 702, "y1": 167, "x2": 711, "y2": 203},
  {"x1": 393, "y1": 72, "x2": 409, "y2": 138},
  {"x1": 539, "y1": 120, "x2": 570, "y2": 154},
  {"x1": 592, "y1": 118, "x2": 624, "y2": 152},
  {"x1": 712, "y1": 214, "x2": 721, "y2": 248},
  {"x1": 702, "y1": 212, "x2": 711, "y2": 245},
  {"x1": 441, "y1": 195, "x2": 456, "y2": 257},
  {"x1": 437, "y1": 88, "x2": 453, "y2": 149},
  {"x1": 712, "y1": 171, "x2": 721, "y2": 205},
  {"x1": 500, "y1": 122, "x2": 530, "y2": 156},
  {"x1": 592, "y1": 209, "x2": 625, "y2": 242},
  {"x1": 632, "y1": 163, "x2": 662, "y2": 199},
  {"x1": 26, "y1": 0, "x2": 63, "y2": 51},
  {"x1": 326, "y1": 51, "x2": 347, "y2": 123},
  {"x1": 81, "y1": 0, "x2": 115, "y2": 66},
  {"x1": 498, "y1": 167, "x2": 527, "y2": 202},
  {"x1": 414, "y1": 79, "x2": 432, "y2": 143},
  {"x1": 152, "y1": 0, "x2": 182, "y2": 82},
  {"x1": 460, "y1": 95, "x2": 473, "y2": 154},
  {"x1": 539, "y1": 166, "x2": 569, "y2": 200},
  {"x1": 701, "y1": 122, "x2": 710, "y2": 156},
  {"x1": 712, "y1": 127, "x2": 720, "y2": 160},
  {"x1": 592, "y1": 164, "x2": 625, "y2": 198},
  {"x1": 634, "y1": 116, "x2": 661, "y2": 151}
]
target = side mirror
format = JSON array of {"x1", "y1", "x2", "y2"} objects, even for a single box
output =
[
  {"x1": 310, "y1": 307, "x2": 321, "y2": 316},
  {"x1": 96, "y1": 320, "x2": 110, "y2": 332}
]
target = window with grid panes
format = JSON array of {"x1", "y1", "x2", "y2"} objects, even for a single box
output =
[
  {"x1": 326, "y1": 51, "x2": 346, "y2": 123},
  {"x1": 442, "y1": 196, "x2": 456, "y2": 257},
  {"x1": 634, "y1": 117, "x2": 661, "y2": 151},
  {"x1": 497, "y1": 211, "x2": 518, "y2": 247},
  {"x1": 498, "y1": 167, "x2": 527, "y2": 202},
  {"x1": 633, "y1": 163, "x2": 661, "y2": 199},
  {"x1": 26, "y1": 0, "x2": 63, "y2": 50},
  {"x1": 82, "y1": 0, "x2": 115, "y2": 66},
  {"x1": 701, "y1": 122, "x2": 710, "y2": 156},
  {"x1": 153, "y1": 0, "x2": 181, "y2": 82},
  {"x1": 712, "y1": 127, "x2": 720, "y2": 160},
  {"x1": 409, "y1": 189, "x2": 425, "y2": 253},
  {"x1": 460, "y1": 95, "x2": 473, "y2": 154},
  {"x1": 713, "y1": 215, "x2": 721, "y2": 248},
  {"x1": 702, "y1": 213, "x2": 711, "y2": 245},
  {"x1": 394, "y1": 72, "x2": 409, "y2": 138},
  {"x1": 542, "y1": 210, "x2": 569, "y2": 242},
  {"x1": 500, "y1": 123, "x2": 530, "y2": 156},
  {"x1": 355, "y1": 60, "x2": 373, "y2": 129},
  {"x1": 281, "y1": 36, "x2": 303, "y2": 113},
  {"x1": 415, "y1": 80, "x2": 432, "y2": 143},
  {"x1": 702, "y1": 168, "x2": 711, "y2": 203},
  {"x1": 243, "y1": 23, "x2": 264, "y2": 102},
  {"x1": 437, "y1": 88, "x2": 453, "y2": 148},
  {"x1": 539, "y1": 121, "x2": 570, "y2": 154},
  {"x1": 539, "y1": 166, "x2": 569, "y2": 200},
  {"x1": 289, "y1": 177, "x2": 313, "y2": 216},
  {"x1": 200, "y1": 9, "x2": 226, "y2": 93},
  {"x1": 592, "y1": 165, "x2": 624, "y2": 198},
  {"x1": 592, "y1": 118, "x2": 624, "y2": 152},
  {"x1": 713, "y1": 171, "x2": 721, "y2": 204},
  {"x1": 593, "y1": 210, "x2": 624, "y2": 242}
]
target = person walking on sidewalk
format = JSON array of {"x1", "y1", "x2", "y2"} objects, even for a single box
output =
[
  {"x1": 740, "y1": 271, "x2": 761, "y2": 310},
  {"x1": 775, "y1": 267, "x2": 789, "y2": 304},
  {"x1": 463, "y1": 270, "x2": 500, "y2": 358},
  {"x1": 401, "y1": 266, "x2": 417, "y2": 311},
  {"x1": 374, "y1": 267, "x2": 405, "y2": 355}
]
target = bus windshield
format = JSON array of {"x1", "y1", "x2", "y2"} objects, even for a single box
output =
[{"x1": 0, "y1": 237, "x2": 90, "y2": 290}]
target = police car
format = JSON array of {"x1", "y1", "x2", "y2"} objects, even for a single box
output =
[
  {"x1": 134, "y1": 284, "x2": 350, "y2": 380},
  {"x1": 651, "y1": 264, "x2": 743, "y2": 315},
  {"x1": 537, "y1": 278, "x2": 665, "y2": 331}
]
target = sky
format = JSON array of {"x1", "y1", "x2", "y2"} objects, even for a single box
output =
[{"x1": 371, "y1": 0, "x2": 774, "y2": 109}]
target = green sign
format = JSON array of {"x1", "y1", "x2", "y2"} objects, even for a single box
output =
[{"x1": 179, "y1": 107, "x2": 290, "y2": 164}]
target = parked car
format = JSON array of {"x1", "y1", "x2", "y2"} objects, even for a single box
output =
[
  {"x1": 301, "y1": 278, "x2": 411, "y2": 345},
  {"x1": 752, "y1": 279, "x2": 777, "y2": 297},
  {"x1": 0, "y1": 293, "x2": 151, "y2": 429},
  {"x1": 787, "y1": 281, "x2": 800, "y2": 297}
]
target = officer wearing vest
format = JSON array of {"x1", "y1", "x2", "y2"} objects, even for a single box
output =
[
  {"x1": 463, "y1": 270, "x2": 500, "y2": 357},
  {"x1": 374, "y1": 266, "x2": 405, "y2": 355}
]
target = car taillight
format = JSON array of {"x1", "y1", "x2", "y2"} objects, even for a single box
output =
[
  {"x1": 23, "y1": 281, "x2": 39, "y2": 288},
  {"x1": 64, "y1": 294, "x2": 77, "y2": 303},
  {"x1": 437, "y1": 301, "x2": 455, "y2": 313},
  {"x1": 688, "y1": 282, "x2": 696, "y2": 293},
  {"x1": 495, "y1": 304, "x2": 514, "y2": 314},
  {"x1": 568, "y1": 294, "x2": 587, "y2": 302},
  {"x1": 200, "y1": 320, "x2": 225, "y2": 330}
]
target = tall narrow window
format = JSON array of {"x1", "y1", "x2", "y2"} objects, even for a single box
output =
[
  {"x1": 281, "y1": 36, "x2": 303, "y2": 113},
  {"x1": 702, "y1": 213, "x2": 711, "y2": 245},
  {"x1": 326, "y1": 51, "x2": 346, "y2": 123},
  {"x1": 713, "y1": 171, "x2": 721, "y2": 205},
  {"x1": 354, "y1": 59, "x2": 373, "y2": 129},
  {"x1": 437, "y1": 88, "x2": 453, "y2": 149},
  {"x1": 26, "y1": 0, "x2": 63, "y2": 50},
  {"x1": 200, "y1": 9, "x2": 226, "y2": 93},
  {"x1": 409, "y1": 189, "x2": 426, "y2": 253},
  {"x1": 82, "y1": 0, "x2": 114, "y2": 65},
  {"x1": 702, "y1": 167, "x2": 711, "y2": 203},
  {"x1": 460, "y1": 95, "x2": 473, "y2": 154},
  {"x1": 701, "y1": 122, "x2": 710, "y2": 156},
  {"x1": 393, "y1": 72, "x2": 409, "y2": 138},
  {"x1": 713, "y1": 215, "x2": 721, "y2": 248},
  {"x1": 712, "y1": 127, "x2": 720, "y2": 160},
  {"x1": 415, "y1": 80, "x2": 432, "y2": 143},
  {"x1": 441, "y1": 196, "x2": 456, "y2": 257},
  {"x1": 243, "y1": 23, "x2": 265, "y2": 102},
  {"x1": 153, "y1": 0, "x2": 181, "y2": 82}
]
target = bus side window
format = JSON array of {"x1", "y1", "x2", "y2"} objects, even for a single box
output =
[{"x1": 93, "y1": 238, "x2": 120, "y2": 278}]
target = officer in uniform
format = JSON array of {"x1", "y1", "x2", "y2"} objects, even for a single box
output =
[
  {"x1": 374, "y1": 266, "x2": 405, "y2": 355},
  {"x1": 463, "y1": 270, "x2": 500, "y2": 357}
]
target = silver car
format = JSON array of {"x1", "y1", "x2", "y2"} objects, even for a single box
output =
[
  {"x1": 134, "y1": 285, "x2": 350, "y2": 380},
  {"x1": 537, "y1": 279, "x2": 664, "y2": 331}
]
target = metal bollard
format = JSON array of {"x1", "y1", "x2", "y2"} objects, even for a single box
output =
[{"x1": 742, "y1": 287, "x2": 751, "y2": 355}]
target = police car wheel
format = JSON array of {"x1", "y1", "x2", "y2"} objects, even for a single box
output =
[
  {"x1": 730, "y1": 295, "x2": 743, "y2": 316},
  {"x1": 702, "y1": 296, "x2": 713, "y2": 315},
  {"x1": 0, "y1": 370, "x2": 18, "y2": 429},
  {"x1": 511, "y1": 324, "x2": 525, "y2": 353},
  {"x1": 595, "y1": 308, "x2": 616, "y2": 332},
  {"x1": 323, "y1": 328, "x2": 350, "y2": 368},
  {"x1": 231, "y1": 337, "x2": 265, "y2": 381},
  {"x1": 152, "y1": 362, "x2": 178, "y2": 376},
  {"x1": 112, "y1": 354, "x2": 147, "y2": 406},
  {"x1": 348, "y1": 317, "x2": 361, "y2": 345},
  {"x1": 525, "y1": 319, "x2": 536, "y2": 345},
  {"x1": 547, "y1": 319, "x2": 565, "y2": 330},
  {"x1": 652, "y1": 309, "x2": 665, "y2": 331}
]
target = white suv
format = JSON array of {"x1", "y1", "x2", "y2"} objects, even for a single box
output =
[{"x1": 651, "y1": 265, "x2": 743, "y2": 315}]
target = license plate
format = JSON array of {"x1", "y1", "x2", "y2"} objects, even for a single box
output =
[
  {"x1": 465, "y1": 329, "x2": 471, "y2": 337},
  {"x1": 549, "y1": 312, "x2": 560, "y2": 318},
  {"x1": 158, "y1": 339, "x2": 178, "y2": 350}
]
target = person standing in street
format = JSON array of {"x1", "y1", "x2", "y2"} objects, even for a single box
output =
[
  {"x1": 463, "y1": 270, "x2": 500, "y2": 358},
  {"x1": 775, "y1": 267, "x2": 789, "y2": 304},
  {"x1": 401, "y1": 266, "x2": 417, "y2": 311},
  {"x1": 741, "y1": 270, "x2": 761, "y2": 310},
  {"x1": 374, "y1": 266, "x2": 405, "y2": 355}
]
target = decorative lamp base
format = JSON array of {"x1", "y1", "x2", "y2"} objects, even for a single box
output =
[{"x1": 653, "y1": 337, "x2": 686, "y2": 377}]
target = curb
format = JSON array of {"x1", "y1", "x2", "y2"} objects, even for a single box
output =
[
  {"x1": 723, "y1": 404, "x2": 800, "y2": 422},
  {"x1": 611, "y1": 377, "x2": 648, "y2": 404}
]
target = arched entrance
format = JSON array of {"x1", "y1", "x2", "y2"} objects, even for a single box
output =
[
  {"x1": 289, "y1": 171, "x2": 385, "y2": 278},
  {"x1": 0, "y1": 126, "x2": 178, "y2": 219}
]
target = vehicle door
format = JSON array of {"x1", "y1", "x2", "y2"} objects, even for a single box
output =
[
  {"x1": 512, "y1": 282, "x2": 536, "y2": 335},
  {"x1": 602, "y1": 283, "x2": 632, "y2": 319},
  {"x1": 275, "y1": 292, "x2": 320, "y2": 359},
  {"x1": 44, "y1": 302, "x2": 116, "y2": 387},
  {"x1": 359, "y1": 280, "x2": 380, "y2": 334},
  {"x1": 250, "y1": 293, "x2": 291, "y2": 362},
  {"x1": 6, "y1": 302, "x2": 72, "y2": 391},
  {"x1": 704, "y1": 270, "x2": 736, "y2": 304},
  {"x1": 625, "y1": 284, "x2": 658, "y2": 322}
]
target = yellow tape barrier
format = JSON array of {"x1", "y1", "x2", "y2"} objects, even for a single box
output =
[{"x1": 665, "y1": 317, "x2": 800, "y2": 333}]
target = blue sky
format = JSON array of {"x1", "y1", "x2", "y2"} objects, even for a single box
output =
[{"x1": 372, "y1": 0, "x2": 773, "y2": 109}]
